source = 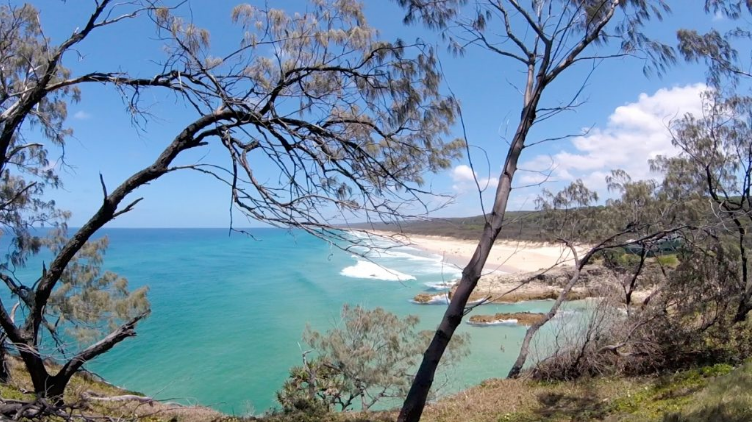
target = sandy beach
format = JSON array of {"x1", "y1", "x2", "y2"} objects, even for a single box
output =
[
  {"x1": 370, "y1": 230, "x2": 628, "y2": 304},
  {"x1": 374, "y1": 231, "x2": 589, "y2": 274}
]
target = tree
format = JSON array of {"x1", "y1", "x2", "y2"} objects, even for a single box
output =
[
  {"x1": 0, "y1": 1, "x2": 153, "y2": 401},
  {"x1": 506, "y1": 173, "x2": 688, "y2": 379},
  {"x1": 658, "y1": 91, "x2": 752, "y2": 322},
  {"x1": 513, "y1": 89, "x2": 752, "y2": 379},
  {"x1": 519, "y1": 0, "x2": 752, "y2": 383},
  {"x1": 393, "y1": 1, "x2": 673, "y2": 419},
  {"x1": 0, "y1": 0, "x2": 462, "y2": 409},
  {"x1": 673, "y1": 0, "x2": 752, "y2": 323},
  {"x1": 678, "y1": 0, "x2": 752, "y2": 86},
  {"x1": 277, "y1": 305, "x2": 468, "y2": 413}
]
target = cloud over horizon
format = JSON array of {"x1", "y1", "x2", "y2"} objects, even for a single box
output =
[{"x1": 518, "y1": 83, "x2": 707, "y2": 192}]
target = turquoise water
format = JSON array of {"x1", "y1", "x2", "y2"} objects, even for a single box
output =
[{"x1": 7, "y1": 229, "x2": 580, "y2": 415}]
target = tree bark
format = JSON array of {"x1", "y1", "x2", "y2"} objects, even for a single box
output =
[
  {"x1": 17, "y1": 345, "x2": 53, "y2": 398},
  {"x1": 0, "y1": 337, "x2": 8, "y2": 383},
  {"x1": 12, "y1": 314, "x2": 145, "y2": 402},
  {"x1": 397, "y1": 92, "x2": 540, "y2": 422}
]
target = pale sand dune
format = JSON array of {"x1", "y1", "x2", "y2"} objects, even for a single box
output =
[{"x1": 374, "y1": 231, "x2": 589, "y2": 274}]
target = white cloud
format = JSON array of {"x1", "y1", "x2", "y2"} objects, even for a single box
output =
[
  {"x1": 452, "y1": 165, "x2": 476, "y2": 182},
  {"x1": 451, "y1": 164, "x2": 498, "y2": 193},
  {"x1": 73, "y1": 110, "x2": 92, "y2": 120},
  {"x1": 519, "y1": 83, "x2": 708, "y2": 192}
]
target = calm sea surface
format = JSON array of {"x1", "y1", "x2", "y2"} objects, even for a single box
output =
[{"x1": 8, "y1": 228, "x2": 583, "y2": 414}]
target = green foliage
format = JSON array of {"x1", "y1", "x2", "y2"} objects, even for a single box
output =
[
  {"x1": 0, "y1": 1, "x2": 152, "y2": 400},
  {"x1": 417, "y1": 363, "x2": 751, "y2": 422},
  {"x1": 0, "y1": 2, "x2": 73, "y2": 268},
  {"x1": 277, "y1": 305, "x2": 469, "y2": 413},
  {"x1": 677, "y1": 0, "x2": 751, "y2": 87},
  {"x1": 535, "y1": 180, "x2": 604, "y2": 244},
  {"x1": 655, "y1": 254, "x2": 679, "y2": 267},
  {"x1": 276, "y1": 360, "x2": 340, "y2": 415},
  {"x1": 605, "y1": 364, "x2": 732, "y2": 419},
  {"x1": 151, "y1": 0, "x2": 465, "y2": 222},
  {"x1": 45, "y1": 230, "x2": 149, "y2": 344},
  {"x1": 594, "y1": 248, "x2": 642, "y2": 270},
  {"x1": 397, "y1": 0, "x2": 675, "y2": 74},
  {"x1": 0, "y1": 383, "x2": 31, "y2": 401}
]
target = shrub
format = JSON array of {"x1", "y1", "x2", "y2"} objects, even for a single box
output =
[
  {"x1": 277, "y1": 305, "x2": 469, "y2": 413},
  {"x1": 655, "y1": 254, "x2": 679, "y2": 267}
]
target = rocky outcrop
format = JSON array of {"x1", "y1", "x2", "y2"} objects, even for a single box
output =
[
  {"x1": 411, "y1": 264, "x2": 645, "y2": 304},
  {"x1": 467, "y1": 312, "x2": 547, "y2": 326}
]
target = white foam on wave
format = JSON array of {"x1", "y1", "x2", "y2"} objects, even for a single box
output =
[
  {"x1": 467, "y1": 319, "x2": 518, "y2": 327},
  {"x1": 424, "y1": 281, "x2": 456, "y2": 291},
  {"x1": 385, "y1": 250, "x2": 463, "y2": 277},
  {"x1": 340, "y1": 260, "x2": 416, "y2": 281},
  {"x1": 345, "y1": 230, "x2": 370, "y2": 240},
  {"x1": 340, "y1": 231, "x2": 462, "y2": 281}
]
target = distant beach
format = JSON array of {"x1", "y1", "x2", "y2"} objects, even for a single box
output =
[
  {"x1": 370, "y1": 231, "x2": 632, "y2": 304},
  {"x1": 372, "y1": 230, "x2": 588, "y2": 274}
]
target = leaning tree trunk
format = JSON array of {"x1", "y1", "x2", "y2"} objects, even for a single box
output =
[
  {"x1": 507, "y1": 254, "x2": 583, "y2": 378},
  {"x1": 397, "y1": 91, "x2": 541, "y2": 422},
  {"x1": 0, "y1": 335, "x2": 8, "y2": 383}
]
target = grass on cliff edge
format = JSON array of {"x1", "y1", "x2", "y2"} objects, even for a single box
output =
[
  {"x1": 2, "y1": 359, "x2": 752, "y2": 421},
  {"x1": 418, "y1": 362, "x2": 750, "y2": 422},
  {"x1": 0, "y1": 357, "x2": 226, "y2": 422}
]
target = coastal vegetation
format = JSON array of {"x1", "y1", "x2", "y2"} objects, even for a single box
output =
[
  {"x1": 0, "y1": 0, "x2": 463, "y2": 417},
  {"x1": 1, "y1": 0, "x2": 752, "y2": 421},
  {"x1": 2, "y1": 354, "x2": 752, "y2": 422},
  {"x1": 276, "y1": 305, "x2": 469, "y2": 414},
  {"x1": 390, "y1": 0, "x2": 752, "y2": 418}
]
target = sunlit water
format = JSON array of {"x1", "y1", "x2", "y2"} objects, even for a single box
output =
[{"x1": 6, "y1": 228, "x2": 586, "y2": 414}]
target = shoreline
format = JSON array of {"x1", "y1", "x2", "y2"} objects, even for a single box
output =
[
  {"x1": 371, "y1": 230, "x2": 593, "y2": 304},
  {"x1": 370, "y1": 230, "x2": 587, "y2": 274},
  {"x1": 367, "y1": 230, "x2": 651, "y2": 305}
]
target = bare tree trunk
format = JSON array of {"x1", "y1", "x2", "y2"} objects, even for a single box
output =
[
  {"x1": 397, "y1": 94, "x2": 540, "y2": 422},
  {"x1": 396, "y1": 1, "x2": 633, "y2": 419},
  {"x1": 507, "y1": 244, "x2": 583, "y2": 378},
  {"x1": 733, "y1": 220, "x2": 750, "y2": 323},
  {"x1": 17, "y1": 346, "x2": 48, "y2": 390},
  {"x1": 0, "y1": 335, "x2": 8, "y2": 383},
  {"x1": 624, "y1": 249, "x2": 648, "y2": 307}
]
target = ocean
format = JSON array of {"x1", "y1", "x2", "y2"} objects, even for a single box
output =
[{"x1": 6, "y1": 228, "x2": 583, "y2": 415}]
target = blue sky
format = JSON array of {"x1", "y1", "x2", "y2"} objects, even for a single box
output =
[{"x1": 18, "y1": 0, "x2": 725, "y2": 227}]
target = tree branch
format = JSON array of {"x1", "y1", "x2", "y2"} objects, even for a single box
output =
[{"x1": 55, "y1": 313, "x2": 147, "y2": 382}]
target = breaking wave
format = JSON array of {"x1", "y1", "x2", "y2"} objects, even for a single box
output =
[
  {"x1": 424, "y1": 281, "x2": 456, "y2": 291},
  {"x1": 340, "y1": 260, "x2": 416, "y2": 281}
]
